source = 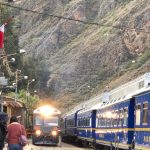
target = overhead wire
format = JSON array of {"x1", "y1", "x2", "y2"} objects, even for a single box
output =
[
  {"x1": 0, "y1": 2, "x2": 149, "y2": 33},
  {"x1": 1, "y1": 1, "x2": 149, "y2": 56},
  {"x1": 31, "y1": 70, "x2": 109, "y2": 77},
  {"x1": 1, "y1": 2, "x2": 149, "y2": 77}
]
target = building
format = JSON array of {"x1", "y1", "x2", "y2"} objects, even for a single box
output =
[{"x1": 2, "y1": 96, "x2": 26, "y2": 124}]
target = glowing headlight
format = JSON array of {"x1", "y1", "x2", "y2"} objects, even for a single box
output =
[
  {"x1": 35, "y1": 130, "x2": 41, "y2": 136},
  {"x1": 51, "y1": 130, "x2": 57, "y2": 136}
]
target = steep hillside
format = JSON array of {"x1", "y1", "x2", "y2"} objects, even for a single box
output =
[{"x1": 18, "y1": 0, "x2": 150, "y2": 110}]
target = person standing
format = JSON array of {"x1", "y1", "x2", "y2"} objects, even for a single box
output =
[
  {"x1": 0, "y1": 112, "x2": 8, "y2": 150},
  {"x1": 7, "y1": 116, "x2": 27, "y2": 150}
]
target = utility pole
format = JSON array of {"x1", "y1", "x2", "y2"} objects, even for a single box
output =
[
  {"x1": 14, "y1": 69, "x2": 28, "y2": 102},
  {"x1": 0, "y1": 91, "x2": 3, "y2": 112},
  {"x1": 15, "y1": 69, "x2": 18, "y2": 102},
  {"x1": 26, "y1": 79, "x2": 35, "y2": 127}
]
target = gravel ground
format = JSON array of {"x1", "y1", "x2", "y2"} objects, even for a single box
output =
[{"x1": 3, "y1": 142, "x2": 92, "y2": 150}]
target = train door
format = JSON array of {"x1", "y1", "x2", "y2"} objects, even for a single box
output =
[
  {"x1": 127, "y1": 98, "x2": 135, "y2": 149},
  {"x1": 92, "y1": 110, "x2": 96, "y2": 140}
]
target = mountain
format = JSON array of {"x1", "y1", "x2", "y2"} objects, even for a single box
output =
[{"x1": 15, "y1": 0, "x2": 150, "y2": 111}]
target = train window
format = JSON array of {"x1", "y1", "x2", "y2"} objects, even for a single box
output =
[
  {"x1": 114, "y1": 111, "x2": 118, "y2": 127},
  {"x1": 142, "y1": 103, "x2": 148, "y2": 125},
  {"x1": 103, "y1": 114, "x2": 105, "y2": 127},
  {"x1": 82, "y1": 119, "x2": 84, "y2": 126},
  {"x1": 96, "y1": 118, "x2": 98, "y2": 127},
  {"x1": 136, "y1": 105, "x2": 141, "y2": 126},
  {"x1": 84, "y1": 118, "x2": 86, "y2": 126},
  {"x1": 119, "y1": 109, "x2": 123, "y2": 126},
  {"x1": 89, "y1": 118, "x2": 91, "y2": 126},
  {"x1": 99, "y1": 118, "x2": 101, "y2": 127},
  {"x1": 43, "y1": 117, "x2": 58, "y2": 126},
  {"x1": 86, "y1": 118, "x2": 88, "y2": 126},
  {"x1": 83, "y1": 119, "x2": 85, "y2": 126},
  {"x1": 77, "y1": 119, "x2": 80, "y2": 126},
  {"x1": 98, "y1": 114, "x2": 103, "y2": 127},
  {"x1": 123, "y1": 108, "x2": 128, "y2": 126},
  {"x1": 96, "y1": 118, "x2": 99, "y2": 127},
  {"x1": 100, "y1": 114, "x2": 104, "y2": 127},
  {"x1": 34, "y1": 116, "x2": 42, "y2": 125},
  {"x1": 112, "y1": 112, "x2": 115, "y2": 127},
  {"x1": 85, "y1": 118, "x2": 89, "y2": 126},
  {"x1": 84, "y1": 119, "x2": 86, "y2": 126},
  {"x1": 67, "y1": 119, "x2": 74, "y2": 127},
  {"x1": 88, "y1": 118, "x2": 90, "y2": 126},
  {"x1": 108, "y1": 119, "x2": 111, "y2": 127},
  {"x1": 81, "y1": 119, "x2": 83, "y2": 126}
]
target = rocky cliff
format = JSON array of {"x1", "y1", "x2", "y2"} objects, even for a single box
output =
[{"x1": 17, "y1": 0, "x2": 150, "y2": 110}]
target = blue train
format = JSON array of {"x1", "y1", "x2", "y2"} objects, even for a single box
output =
[{"x1": 61, "y1": 73, "x2": 150, "y2": 150}]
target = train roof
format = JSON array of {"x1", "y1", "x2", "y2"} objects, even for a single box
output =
[
  {"x1": 65, "y1": 93, "x2": 103, "y2": 116},
  {"x1": 95, "y1": 84, "x2": 150, "y2": 110},
  {"x1": 64, "y1": 72, "x2": 150, "y2": 115}
]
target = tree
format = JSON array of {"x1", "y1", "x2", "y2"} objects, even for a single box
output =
[
  {"x1": 8, "y1": 90, "x2": 40, "y2": 127},
  {"x1": 8, "y1": 89, "x2": 40, "y2": 111}
]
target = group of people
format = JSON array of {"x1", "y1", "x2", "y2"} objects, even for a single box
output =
[{"x1": 0, "y1": 112, "x2": 27, "y2": 150}]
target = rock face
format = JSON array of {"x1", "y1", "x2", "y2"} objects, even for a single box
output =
[{"x1": 19, "y1": 0, "x2": 150, "y2": 109}]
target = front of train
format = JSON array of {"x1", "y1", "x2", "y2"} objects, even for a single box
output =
[{"x1": 32, "y1": 105, "x2": 61, "y2": 146}]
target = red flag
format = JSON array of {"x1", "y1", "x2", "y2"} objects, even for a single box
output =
[
  {"x1": 0, "y1": 24, "x2": 4, "y2": 48},
  {"x1": 0, "y1": 16, "x2": 14, "y2": 49}
]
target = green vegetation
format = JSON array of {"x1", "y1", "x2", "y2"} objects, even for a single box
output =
[
  {"x1": 134, "y1": 51, "x2": 150, "y2": 68},
  {"x1": 126, "y1": 50, "x2": 150, "y2": 70},
  {"x1": 8, "y1": 90, "x2": 40, "y2": 127},
  {"x1": 0, "y1": 5, "x2": 22, "y2": 78},
  {"x1": 117, "y1": 50, "x2": 150, "y2": 77},
  {"x1": 0, "y1": 5, "x2": 39, "y2": 112},
  {"x1": 8, "y1": 89, "x2": 40, "y2": 111}
]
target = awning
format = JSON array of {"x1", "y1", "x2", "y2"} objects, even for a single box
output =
[
  {"x1": 1, "y1": 96, "x2": 26, "y2": 108},
  {"x1": 4, "y1": 101, "x2": 23, "y2": 108}
]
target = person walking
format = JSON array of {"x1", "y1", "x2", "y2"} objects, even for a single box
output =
[
  {"x1": 0, "y1": 112, "x2": 8, "y2": 150},
  {"x1": 7, "y1": 116, "x2": 27, "y2": 150}
]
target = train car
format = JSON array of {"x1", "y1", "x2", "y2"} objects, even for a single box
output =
[
  {"x1": 62, "y1": 109, "x2": 82, "y2": 143},
  {"x1": 94, "y1": 96, "x2": 135, "y2": 150},
  {"x1": 134, "y1": 89, "x2": 150, "y2": 150},
  {"x1": 32, "y1": 105, "x2": 62, "y2": 146},
  {"x1": 94, "y1": 73, "x2": 150, "y2": 150},
  {"x1": 77, "y1": 108, "x2": 96, "y2": 147},
  {"x1": 61, "y1": 73, "x2": 150, "y2": 149},
  {"x1": 60, "y1": 116, "x2": 66, "y2": 137}
]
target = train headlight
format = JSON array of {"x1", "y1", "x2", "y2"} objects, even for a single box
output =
[
  {"x1": 35, "y1": 130, "x2": 41, "y2": 136},
  {"x1": 51, "y1": 130, "x2": 57, "y2": 136}
]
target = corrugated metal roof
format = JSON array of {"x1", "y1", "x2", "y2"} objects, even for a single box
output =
[
  {"x1": 4, "y1": 101, "x2": 23, "y2": 108},
  {"x1": 2, "y1": 96, "x2": 25, "y2": 108}
]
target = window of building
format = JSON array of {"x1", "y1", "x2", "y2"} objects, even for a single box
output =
[
  {"x1": 136, "y1": 105, "x2": 141, "y2": 126},
  {"x1": 142, "y1": 103, "x2": 148, "y2": 125}
]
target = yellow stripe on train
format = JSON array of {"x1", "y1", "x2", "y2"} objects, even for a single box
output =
[{"x1": 77, "y1": 127, "x2": 150, "y2": 132}]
